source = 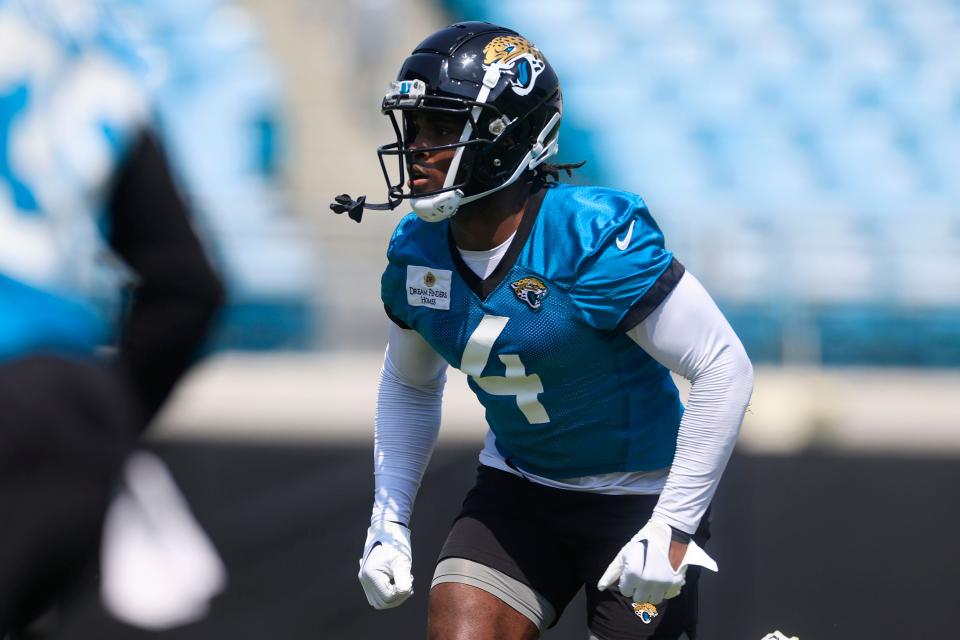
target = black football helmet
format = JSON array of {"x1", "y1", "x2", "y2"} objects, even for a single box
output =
[{"x1": 331, "y1": 22, "x2": 562, "y2": 222}]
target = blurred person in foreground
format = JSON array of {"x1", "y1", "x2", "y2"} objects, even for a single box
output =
[
  {"x1": 332, "y1": 22, "x2": 754, "y2": 640},
  {"x1": 0, "y1": 0, "x2": 223, "y2": 636}
]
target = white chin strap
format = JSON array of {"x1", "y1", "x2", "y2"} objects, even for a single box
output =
[
  {"x1": 412, "y1": 63, "x2": 561, "y2": 223},
  {"x1": 411, "y1": 111, "x2": 561, "y2": 223},
  {"x1": 411, "y1": 190, "x2": 464, "y2": 222}
]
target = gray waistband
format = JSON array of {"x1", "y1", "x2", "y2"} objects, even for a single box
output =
[{"x1": 432, "y1": 557, "x2": 556, "y2": 632}]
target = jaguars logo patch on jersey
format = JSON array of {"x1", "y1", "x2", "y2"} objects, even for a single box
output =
[
  {"x1": 510, "y1": 276, "x2": 548, "y2": 310},
  {"x1": 482, "y1": 35, "x2": 545, "y2": 96},
  {"x1": 632, "y1": 602, "x2": 658, "y2": 624}
]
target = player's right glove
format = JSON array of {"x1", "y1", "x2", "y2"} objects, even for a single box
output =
[{"x1": 358, "y1": 521, "x2": 414, "y2": 609}]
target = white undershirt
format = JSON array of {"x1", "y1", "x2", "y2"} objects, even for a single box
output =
[
  {"x1": 456, "y1": 231, "x2": 515, "y2": 279},
  {"x1": 372, "y1": 244, "x2": 753, "y2": 534}
]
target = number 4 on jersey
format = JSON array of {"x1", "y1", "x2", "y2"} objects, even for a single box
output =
[{"x1": 460, "y1": 314, "x2": 549, "y2": 424}]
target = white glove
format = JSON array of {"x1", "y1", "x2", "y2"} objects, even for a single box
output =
[
  {"x1": 597, "y1": 520, "x2": 717, "y2": 604},
  {"x1": 101, "y1": 452, "x2": 226, "y2": 630},
  {"x1": 358, "y1": 521, "x2": 414, "y2": 609}
]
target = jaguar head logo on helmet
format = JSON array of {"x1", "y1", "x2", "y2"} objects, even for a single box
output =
[
  {"x1": 330, "y1": 22, "x2": 562, "y2": 223},
  {"x1": 482, "y1": 35, "x2": 546, "y2": 96}
]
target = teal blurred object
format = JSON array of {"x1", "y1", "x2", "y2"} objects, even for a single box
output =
[
  {"x1": 441, "y1": 0, "x2": 960, "y2": 366},
  {"x1": 204, "y1": 298, "x2": 321, "y2": 352},
  {"x1": 0, "y1": 0, "x2": 147, "y2": 361}
]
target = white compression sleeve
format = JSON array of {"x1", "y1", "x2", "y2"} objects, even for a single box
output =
[
  {"x1": 627, "y1": 271, "x2": 754, "y2": 534},
  {"x1": 372, "y1": 322, "x2": 448, "y2": 525}
]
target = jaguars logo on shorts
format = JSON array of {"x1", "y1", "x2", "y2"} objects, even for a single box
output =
[
  {"x1": 510, "y1": 276, "x2": 548, "y2": 311},
  {"x1": 482, "y1": 35, "x2": 546, "y2": 96},
  {"x1": 632, "y1": 602, "x2": 659, "y2": 624}
]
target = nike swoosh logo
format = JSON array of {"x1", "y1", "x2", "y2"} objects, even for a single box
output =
[{"x1": 616, "y1": 220, "x2": 635, "y2": 251}]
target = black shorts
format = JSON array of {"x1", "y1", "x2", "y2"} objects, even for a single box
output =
[{"x1": 438, "y1": 465, "x2": 710, "y2": 640}]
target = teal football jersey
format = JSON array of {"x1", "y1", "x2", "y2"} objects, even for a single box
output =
[
  {"x1": 0, "y1": 3, "x2": 147, "y2": 363},
  {"x1": 381, "y1": 184, "x2": 685, "y2": 479}
]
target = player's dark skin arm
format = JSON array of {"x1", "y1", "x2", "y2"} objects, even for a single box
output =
[{"x1": 107, "y1": 130, "x2": 224, "y2": 428}]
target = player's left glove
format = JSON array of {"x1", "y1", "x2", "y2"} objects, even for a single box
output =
[{"x1": 597, "y1": 520, "x2": 717, "y2": 604}]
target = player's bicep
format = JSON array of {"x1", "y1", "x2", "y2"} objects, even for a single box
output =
[
  {"x1": 627, "y1": 271, "x2": 748, "y2": 382},
  {"x1": 384, "y1": 321, "x2": 447, "y2": 389}
]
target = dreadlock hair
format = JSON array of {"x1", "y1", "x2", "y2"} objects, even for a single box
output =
[{"x1": 533, "y1": 160, "x2": 587, "y2": 191}]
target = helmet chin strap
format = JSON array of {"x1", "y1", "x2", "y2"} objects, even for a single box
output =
[
  {"x1": 412, "y1": 110, "x2": 561, "y2": 222},
  {"x1": 412, "y1": 65, "x2": 502, "y2": 223},
  {"x1": 411, "y1": 190, "x2": 464, "y2": 222}
]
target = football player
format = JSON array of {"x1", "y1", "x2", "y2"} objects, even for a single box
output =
[
  {"x1": 0, "y1": 1, "x2": 222, "y2": 634},
  {"x1": 337, "y1": 22, "x2": 754, "y2": 640}
]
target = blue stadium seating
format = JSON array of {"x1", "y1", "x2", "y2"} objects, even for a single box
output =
[{"x1": 443, "y1": 0, "x2": 960, "y2": 365}]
